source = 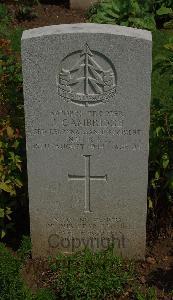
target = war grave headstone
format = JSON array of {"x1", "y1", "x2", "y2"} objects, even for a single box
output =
[{"x1": 22, "y1": 23, "x2": 152, "y2": 258}]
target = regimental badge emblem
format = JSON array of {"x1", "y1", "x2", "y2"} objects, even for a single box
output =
[{"x1": 57, "y1": 43, "x2": 117, "y2": 107}]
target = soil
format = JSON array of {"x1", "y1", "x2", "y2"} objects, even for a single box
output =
[
  {"x1": 7, "y1": 2, "x2": 86, "y2": 30},
  {"x1": 139, "y1": 237, "x2": 173, "y2": 299},
  {"x1": 4, "y1": 2, "x2": 173, "y2": 298}
]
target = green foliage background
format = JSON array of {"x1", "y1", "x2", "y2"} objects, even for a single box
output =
[
  {"x1": 149, "y1": 30, "x2": 173, "y2": 232},
  {"x1": 0, "y1": 4, "x2": 27, "y2": 241}
]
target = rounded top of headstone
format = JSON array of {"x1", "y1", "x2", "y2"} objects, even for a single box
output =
[{"x1": 22, "y1": 23, "x2": 152, "y2": 42}]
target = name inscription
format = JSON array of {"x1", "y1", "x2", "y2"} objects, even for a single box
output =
[{"x1": 27, "y1": 109, "x2": 143, "y2": 152}]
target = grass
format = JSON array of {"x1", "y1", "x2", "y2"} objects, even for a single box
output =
[
  {"x1": 49, "y1": 247, "x2": 134, "y2": 299},
  {"x1": 0, "y1": 242, "x2": 56, "y2": 300},
  {"x1": 134, "y1": 287, "x2": 157, "y2": 300},
  {"x1": 0, "y1": 243, "x2": 32, "y2": 300},
  {"x1": 17, "y1": 235, "x2": 32, "y2": 263},
  {"x1": 0, "y1": 241, "x2": 158, "y2": 299},
  {"x1": 0, "y1": 240, "x2": 133, "y2": 300}
]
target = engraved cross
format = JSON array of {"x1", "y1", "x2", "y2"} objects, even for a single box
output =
[{"x1": 68, "y1": 155, "x2": 108, "y2": 213}]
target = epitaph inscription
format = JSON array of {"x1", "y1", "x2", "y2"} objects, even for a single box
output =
[{"x1": 22, "y1": 24, "x2": 152, "y2": 259}]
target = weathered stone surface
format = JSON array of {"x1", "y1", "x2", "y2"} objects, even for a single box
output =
[
  {"x1": 70, "y1": 0, "x2": 97, "y2": 10},
  {"x1": 22, "y1": 23, "x2": 152, "y2": 259}
]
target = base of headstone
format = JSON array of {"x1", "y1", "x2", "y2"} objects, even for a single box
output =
[{"x1": 70, "y1": 0, "x2": 98, "y2": 10}]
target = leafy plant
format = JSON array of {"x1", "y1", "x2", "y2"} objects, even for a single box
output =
[
  {"x1": 0, "y1": 120, "x2": 23, "y2": 239},
  {"x1": 0, "y1": 7, "x2": 26, "y2": 243},
  {"x1": 154, "y1": 42, "x2": 173, "y2": 84},
  {"x1": 148, "y1": 33, "x2": 173, "y2": 234},
  {"x1": 88, "y1": 0, "x2": 156, "y2": 31},
  {"x1": 0, "y1": 4, "x2": 11, "y2": 26},
  {"x1": 88, "y1": 0, "x2": 173, "y2": 30},
  {"x1": 150, "y1": 0, "x2": 173, "y2": 29},
  {"x1": 15, "y1": 0, "x2": 39, "y2": 20},
  {"x1": 50, "y1": 247, "x2": 134, "y2": 299},
  {"x1": 0, "y1": 38, "x2": 23, "y2": 119},
  {"x1": 152, "y1": 31, "x2": 173, "y2": 107}
]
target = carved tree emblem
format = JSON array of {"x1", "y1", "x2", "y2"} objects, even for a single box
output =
[{"x1": 58, "y1": 43, "x2": 117, "y2": 106}]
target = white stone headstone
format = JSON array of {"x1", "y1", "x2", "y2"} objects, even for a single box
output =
[{"x1": 22, "y1": 24, "x2": 152, "y2": 259}]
